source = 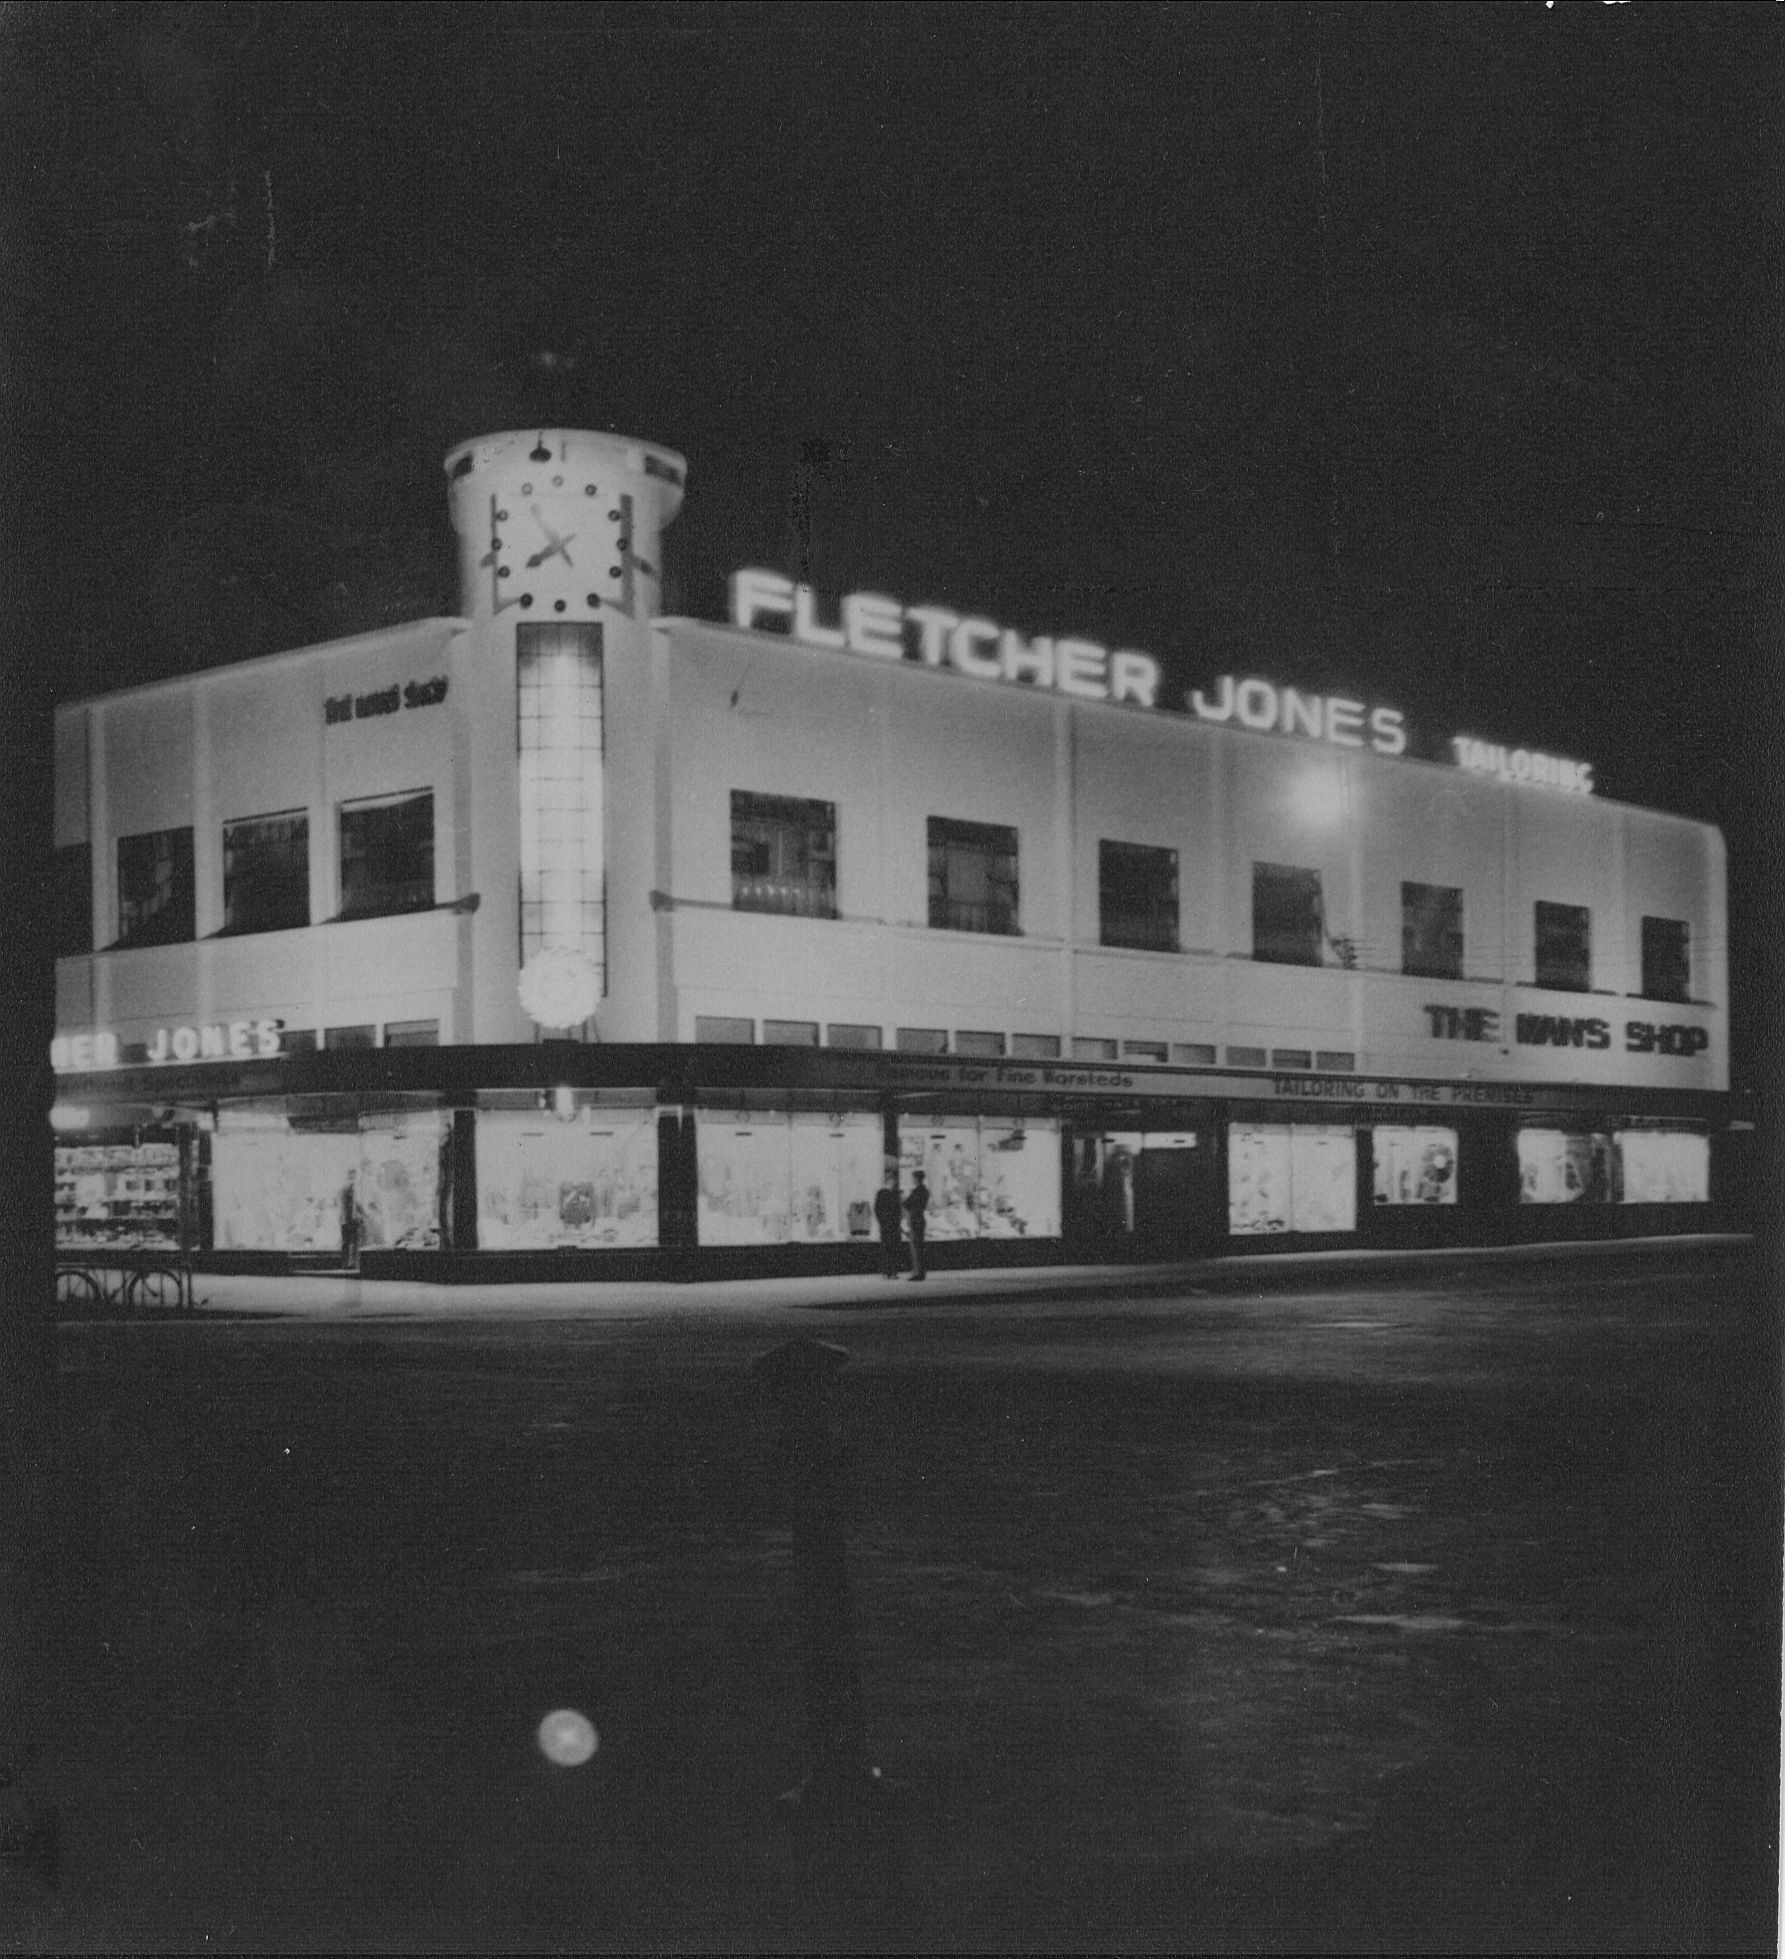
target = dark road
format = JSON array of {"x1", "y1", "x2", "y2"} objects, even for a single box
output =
[{"x1": 19, "y1": 1243, "x2": 1780, "y2": 1952}]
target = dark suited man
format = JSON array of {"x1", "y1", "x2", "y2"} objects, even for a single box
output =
[
  {"x1": 903, "y1": 1170, "x2": 930, "y2": 1280},
  {"x1": 873, "y1": 1180, "x2": 903, "y2": 1278}
]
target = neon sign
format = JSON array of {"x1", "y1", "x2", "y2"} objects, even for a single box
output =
[
  {"x1": 729, "y1": 569, "x2": 1162, "y2": 708},
  {"x1": 51, "y1": 1019, "x2": 284, "y2": 1071},
  {"x1": 1450, "y1": 738, "x2": 1594, "y2": 795},
  {"x1": 1187, "y1": 675, "x2": 1406, "y2": 755}
]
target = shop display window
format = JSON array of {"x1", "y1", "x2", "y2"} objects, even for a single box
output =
[
  {"x1": 56, "y1": 841, "x2": 91, "y2": 958},
  {"x1": 212, "y1": 1124, "x2": 361, "y2": 1252},
  {"x1": 56, "y1": 1139, "x2": 181, "y2": 1252},
  {"x1": 928, "y1": 817, "x2": 1019, "y2": 936},
  {"x1": 1099, "y1": 840, "x2": 1179, "y2": 952},
  {"x1": 1616, "y1": 1128, "x2": 1709, "y2": 1204},
  {"x1": 222, "y1": 809, "x2": 310, "y2": 935},
  {"x1": 1229, "y1": 1122, "x2": 1357, "y2": 1234},
  {"x1": 731, "y1": 792, "x2": 837, "y2": 918},
  {"x1": 898, "y1": 1115, "x2": 1061, "y2": 1240},
  {"x1": 478, "y1": 1105, "x2": 658, "y2": 1249},
  {"x1": 1517, "y1": 1128, "x2": 1619, "y2": 1204},
  {"x1": 695, "y1": 1109, "x2": 882, "y2": 1246},
  {"x1": 1640, "y1": 916, "x2": 1691, "y2": 1004},
  {"x1": 1372, "y1": 1126, "x2": 1460, "y2": 1205},
  {"x1": 116, "y1": 825, "x2": 194, "y2": 948},
  {"x1": 339, "y1": 789, "x2": 434, "y2": 920},
  {"x1": 356, "y1": 1113, "x2": 444, "y2": 1249},
  {"x1": 1534, "y1": 901, "x2": 1591, "y2": 992}
]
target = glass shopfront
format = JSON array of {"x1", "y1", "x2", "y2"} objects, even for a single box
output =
[
  {"x1": 1372, "y1": 1125, "x2": 1460, "y2": 1206},
  {"x1": 477, "y1": 1103, "x2": 658, "y2": 1249},
  {"x1": 57, "y1": 1139, "x2": 182, "y2": 1252},
  {"x1": 898, "y1": 1115, "x2": 1062, "y2": 1240},
  {"x1": 211, "y1": 1108, "x2": 446, "y2": 1253},
  {"x1": 1229, "y1": 1122, "x2": 1357, "y2": 1235},
  {"x1": 696, "y1": 1108, "x2": 883, "y2": 1246},
  {"x1": 1517, "y1": 1124, "x2": 1709, "y2": 1206}
]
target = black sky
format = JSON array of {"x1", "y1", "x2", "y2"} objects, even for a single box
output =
[{"x1": 4, "y1": 1, "x2": 1782, "y2": 1056}]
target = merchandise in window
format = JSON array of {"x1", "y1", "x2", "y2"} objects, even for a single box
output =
[
  {"x1": 1401, "y1": 882, "x2": 1464, "y2": 980},
  {"x1": 1229, "y1": 1123, "x2": 1357, "y2": 1234},
  {"x1": 731, "y1": 791, "x2": 837, "y2": 917},
  {"x1": 339, "y1": 790, "x2": 434, "y2": 920},
  {"x1": 1534, "y1": 900, "x2": 1591, "y2": 992},
  {"x1": 223, "y1": 810, "x2": 310, "y2": 935},
  {"x1": 1372, "y1": 1126, "x2": 1459, "y2": 1205},
  {"x1": 1099, "y1": 840, "x2": 1179, "y2": 952},
  {"x1": 928, "y1": 817, "x2": 1019, "y2": 935},
  {"x1": 116, "y1": 826, "x2": 195, "y2": 948}
]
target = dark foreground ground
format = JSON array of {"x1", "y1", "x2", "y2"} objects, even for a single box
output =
[{"x1": 8, "y1": 1243, "x2": 1780, "y2": 1952}]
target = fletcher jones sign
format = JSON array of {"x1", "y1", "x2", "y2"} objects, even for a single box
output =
[{"x1": 52, "y1": 1019, "x2": 284, "y2": 1071}]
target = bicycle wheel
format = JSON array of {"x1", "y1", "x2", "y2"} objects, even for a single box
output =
[
  {"x1": 127, "y1": 1267, "x2": 181, "y2": 1315},
  {"x1": 55, "y1": 1268, "x2": 102, "y2": 1315}
]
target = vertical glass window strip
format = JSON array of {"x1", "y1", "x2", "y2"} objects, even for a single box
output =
[
  {"x1": 517, "y1": 623, "x2": 605, "y2": 991},
  {"x1": 1401, "y1": 881, "x2": 1464, "y2": 979},
  {"x1": 1640, "y1": 916, "x2": 1691, "y2": 1003},
  {"x1": 223, "y1": 810, "x2": 310, "y2": 935},
  {"x1": 1534, "y1": 901, "x2": 1591, "y2": 992}
]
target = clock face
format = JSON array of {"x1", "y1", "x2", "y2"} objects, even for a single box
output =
[{"x1": 479, "y1": 471, "x2": 651, "y2": 618}]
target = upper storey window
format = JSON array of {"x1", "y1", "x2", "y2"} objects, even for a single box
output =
[
  {"x1": 339, "y1": 790, "x2": 434, "y2": 921},
  {"x1": 731, "y1": 792, "x2": 837, "y2": 918},
  {"x1": 1401, "y1": 882, "x2": 1464, "y2": 980},
  {"x1": 928, "y1": 818, "x2": 1019, "y2": 936},
  {"x1": 1640, "y1": 916, "x2": 1691, "y2": 1003},
  {"x1": 1099, "y1": 841, "x2": 1179, "y2": 952},
  {"x1": 1252, "y1": 862, "x2": 1324, "y2": 967},
  {"x1": 116, "y1": 827, "x2": 194, "y2": 949},
  {"x1": 1534, "y1": 901, "x2": 1591, "y2": 992},
  {"x1": 223, "y1": 811, "x2": 310, "y2": 935}
]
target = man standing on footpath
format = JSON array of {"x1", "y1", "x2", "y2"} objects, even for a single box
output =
[
  {"x1": 873, "y1": 1178, "x2": 903, "y2": 1279},
  {"x1": 903, "y1": 1170, "x2": 929, "y2": 1280}
]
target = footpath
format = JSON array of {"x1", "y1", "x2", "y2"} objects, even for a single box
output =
[{"x1": 138, "y1": 1232, "x2": 1753, "y2": 1322}]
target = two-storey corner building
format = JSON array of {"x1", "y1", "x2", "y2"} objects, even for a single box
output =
[{"x1": 51, "y1": 430, "x2": 1738, "y2": 1283}]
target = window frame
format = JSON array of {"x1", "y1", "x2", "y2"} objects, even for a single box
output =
[
  {"x1": 729, "y1": 790, "x2": 838, "y2": 919},
  {"x1": 1400, "y1": 880, "x2": 1464, "y2": 981},
  {"x1": 1098, "y1": 839, "x2": 1180, "y2": 953},
  {"x1": 338, "y1": 788, "x2": 435, "y2": 923},
  {"x1": 1639, "y1": 915, "x2": 1691, "y2": 1004},
  {"x1": 115, "y1": 825, "x2": 195, "y2": 949},
  {"x1": 1533, "y1": 899, "x2": 1592, "y2": 993},
  {"x1": 927, "y1": 816, "x2": 1020, "y2": 936},
  {"x1": 222, "y1": 808, "x2": 311, "y2": 937},
  {"x1": 1251, "y1": 861, "x2": 1325, "y2": 967}
]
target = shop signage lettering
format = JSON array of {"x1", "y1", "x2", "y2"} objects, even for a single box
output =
[
  {"x1": 325, "y1": 676, "x2": 448, "y2": 726},
  {"x1": 50, "y1": 1031, "x2": 120, "y2": 1071},
  {"x1": 1275, "y1": 1075, "x2": 1536, "y2": 1107},
  {"x1": 52, "y1": 1019, "x2": 284, "y2": 1070},
  {"x1": 1451, "y1": 737, "x2": 1593, "y2": 795},
  {"x1": 730, "y1": 569, "x2": 1162, "y2": 708},
  {"x1": 1424, "y1": 1002, "x2": 1706, "y2": 1060},
  {"x1": 1187, "y1": 675, "x2": 1407, "y2": 756}
]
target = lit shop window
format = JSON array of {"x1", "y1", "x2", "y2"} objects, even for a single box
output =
[
  {"x1": 1516, "y1": 1128, "x2": 1618, "y2": 1204},
  {"x1": 477, "y1": 1104, "x2": 658, "y2": 1250},
  {"x1": 696, "y1": 1110, "x2": 883, "y2": 1246},
  {"x1": 1533, "y1": 901, "x2": 1591, "y2": 992},
  {"x1": 928, "y1": 817, "x2": 1019, "y2": 935},
  {"x1": 1640, "y1": 916, "x2": 1691, "y2": 1004},
  {"x1": 1252, "y1": 863, "x2": 1325, "y2": 967},
  {"x1": 1615, "y1": 1128, "x2": 1709, "y2": 1204},
  {"x1": 1229, "y1": 1123, "x2": 1357, "y2": 1235},
  {"x1": 898, "y1": 1115, "x2": 1062, "y2": 1241},
  {"x1": 1099, "y1": 840, "x2": 1179, "y2": 952},
  {"x1": 731, "y1": 791, "x2": 837, "y2": 918},
  {"x1": 56, "y1": 1139, "x2": 181, "y2": 1253},
  {"x1": 211, "y1": 1112, "x2": 443, "y2": 1255},
  {"x1": 222, "y1": 810, "x2": 309, "y2": 935},
  {"x1": 116, "y1": 825, "x2": 195, "y2": 949},
  {"x1": 1402, "y1": 882, "x2": 1464, "y2": 980},
  {"x1": 1372, "y1": 1126, "x2": 1459, "y2": 1205},
  {"x1": 56, "y1": 841, "x2": 91, "y2": 957},
  {"x1": 339, "y1": 790, "x2": 434, "y2": 920}
]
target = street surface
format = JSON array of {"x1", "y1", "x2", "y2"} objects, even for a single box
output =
[{"x1": 12, "y1": 1242, "x2": 1780, "y2": 1952}]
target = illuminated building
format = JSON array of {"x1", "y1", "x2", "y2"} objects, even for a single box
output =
[{"x1": 51, "y1": 431, "x2": 1736, "y2": 1278}]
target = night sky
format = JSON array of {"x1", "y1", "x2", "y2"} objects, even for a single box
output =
[{"x1": 5, "y1": 1, "x2": 1782, "y2": 1064}]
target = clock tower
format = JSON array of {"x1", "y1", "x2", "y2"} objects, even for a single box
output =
[{"x1": 445, "y1": 429, "x2": 686, "y2": 1045}]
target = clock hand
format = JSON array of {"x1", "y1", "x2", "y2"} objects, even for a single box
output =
[{"x1": 525, "y1": 505, "x2": 575, "y2": 569}]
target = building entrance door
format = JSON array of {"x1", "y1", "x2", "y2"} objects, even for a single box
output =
[{"x1": 1133, "y1": 1131, "x2": 1216, "y2": 1258}]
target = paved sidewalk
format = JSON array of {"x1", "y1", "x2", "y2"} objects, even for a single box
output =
[{"x1": 135, "y1": 1232, "x2": 1755, "y2": 1322}]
